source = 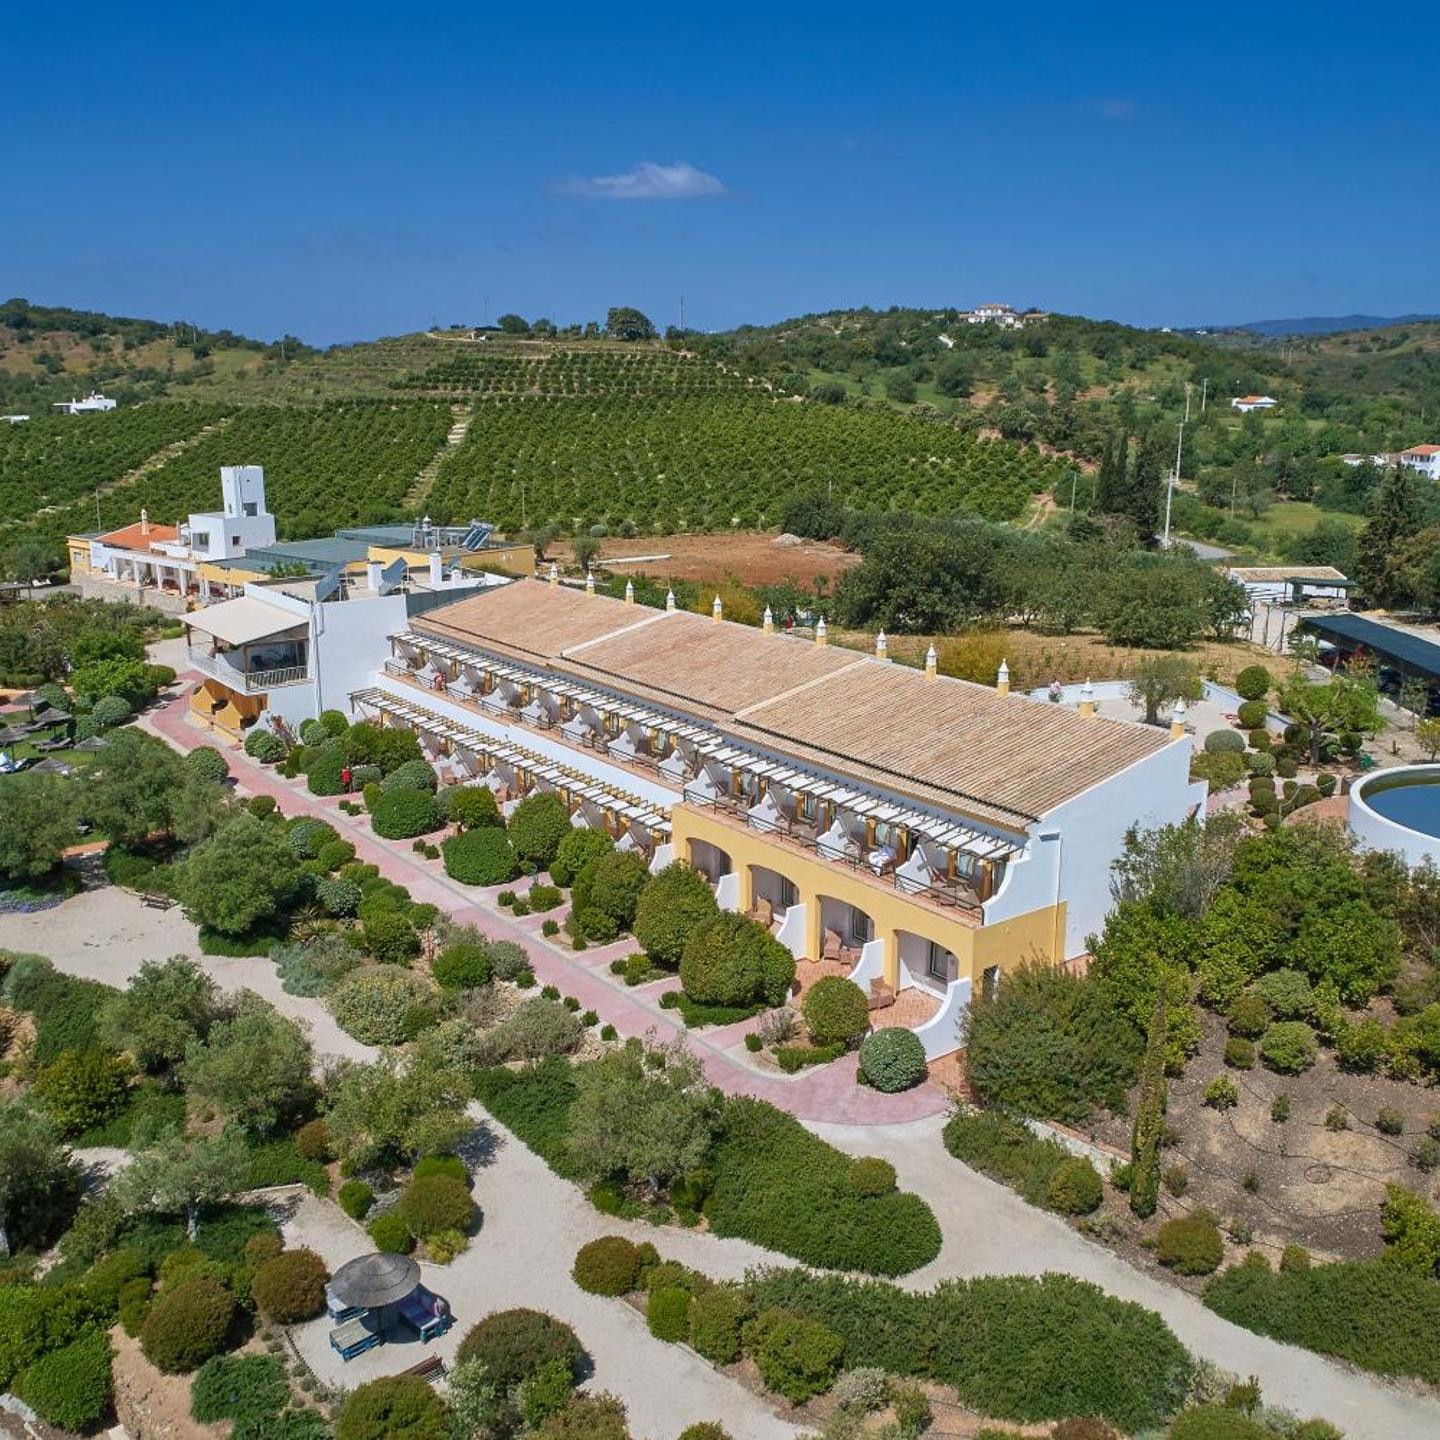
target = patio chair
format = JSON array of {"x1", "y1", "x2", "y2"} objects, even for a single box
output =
[
  {"x1": 821, "y1": 928, "x2": 844, "y2": 962},
  {"x1": 329, "y1": 1314, "x2": 382, "y2": 1361},
  {"x1": 749, "y1": 897, "x2": 774, "y2": 929},
  {"x1": 397, "y1": 1286, "x2": 453, "y2": 1343}
]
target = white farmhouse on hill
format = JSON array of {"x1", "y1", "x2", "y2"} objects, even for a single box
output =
[
  {"x1": 1400, "y1": 445, "x2": 1440, "y2": 481},
  {"x1": 53, "y1": 391, "x2": 117, "y2": 414},
  {"x1": 1230, "y1": 394, "x2": 1278, "y2": 413}
]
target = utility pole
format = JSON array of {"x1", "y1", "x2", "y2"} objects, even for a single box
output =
[
  {"x1": 1069, "y1": 469, "x2": 1078, "y2": 514},
  {"x1": 679, "y1": 295, "x2": 685, "y2": 332},
  {"x1": 1201, "y1": 377, "x2": 1209, "y2": 414},
  {"x1": 1184, "y1": 382, "x2": 1191, "y2": 423},
  {"x1": 1162, "y1": 419, "x2": 1185, "y2": 547}
]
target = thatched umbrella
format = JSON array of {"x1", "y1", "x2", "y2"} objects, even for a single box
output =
[{"x1": 328, "y1": 1252, "x2": 420, "y2": 1312}]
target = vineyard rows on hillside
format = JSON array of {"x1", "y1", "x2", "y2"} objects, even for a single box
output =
[
  {"x1": 394, "y1": 346, "x2": 753, "y2": 397},
  {"x1": 425, "y1": 393, "x2": 1065, "y2": 531},
  {"x1": 0, "y1": 403, "x2": 228, "y2": 520},
  {"x1": 33, "y1": 400, "x2": 453, "y2": 541}
]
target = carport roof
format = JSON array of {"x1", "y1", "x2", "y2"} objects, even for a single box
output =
[{"x1": 1297, "y1": 613, "x2": 1440, "y2": 680}]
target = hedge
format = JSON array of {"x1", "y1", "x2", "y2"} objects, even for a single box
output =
[
  {"x1": 1204, "y1": 1258, "x2": 1440, "y2": 1384},
  {"x1": 858, "y1": 1028, "x2": 928, "y2": 1091},
  {"x1": 648, "y1": 1286, "x2": 691, "y2": 1341},
  {"x1": 369, "y1": 789, "x2": 440, "y2": 840},
  {"x1": 745, "y1": 1267, "x2": 1192, "y2": 1432},
  {"x1": 706, "y1": 1097, "x2": 940, "y2": 1275},
  {"x1": 944, "y1": 1106, "x2": 1075, "y2": 1211},
  {"x1": 190, "y1": 1353, "x2": 289, "y2": 1425},
  {"x1": 743, "y1": 1307, "x2": 844, "y2": 1402},
  {"x1": 442, "y1": 827, "x2": 518, "y2": 885},
  {"x1": 473, "y1": 1059, "x2": 584, "y2": 1179},
  {"x1": 17, "y1": 1325, "x2": 113, "y2": 1432}
]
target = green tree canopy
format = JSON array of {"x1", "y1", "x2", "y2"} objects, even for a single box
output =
[
  {"x1": 179, "y1": 813, "x2": 301, "y2": 936},
  {"x1": 99, "y1": 956, "x2": 226, "y2": 1073},
  {"x1": 0, "y1": 1099, "x2": 79, "y2": 1257},
  {"x1": 84, "y1": 729, "x2": 186, "y2": 847},
  {"x1": 111, "y1": 1129, "x2": 250, "y2": 1240},
  {"x1": 181, "y1": 995, "x2": 314, "y2": 1134},
  {"x1": 0, "y1": 772, "x2": 73, "y2": 882}
]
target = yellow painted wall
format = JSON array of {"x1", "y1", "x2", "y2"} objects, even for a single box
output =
[
  {"x1": 197, "y1": 560, "x2": 266, "y2": 586},
  {"x1": 66, "y1": 540, "x2": 93, "y2": 574},
  {"x1": 670, "y1": 804, "x2": 1063, "y2": 989}
]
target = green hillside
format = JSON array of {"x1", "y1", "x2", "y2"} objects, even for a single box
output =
[{"x1": 6, "y1": 298, "x2": 1440, "y2": 574}]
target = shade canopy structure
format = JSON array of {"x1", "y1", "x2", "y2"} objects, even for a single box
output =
[
  {"x1": 0, "y1": 726, "x2": 28, "y2": 745},
  {"x1": 182, "y1": 595, "x2": 305, "y2": 649},
  {"x1": 71, "y1": 735, "x2": 109, "y2": 752},
  {"x1": 328, "y1": 1252, "x2": 420, "y2": 1310}
]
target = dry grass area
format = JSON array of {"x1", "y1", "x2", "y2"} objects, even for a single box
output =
[
  {"x1": 1090, "y1": 1011, "x2": 1440, "y2": 1268},
  {"x1": 110, "y1": 1326, "x2": 230, "y2": 1440},
  {"x1": 556, "y1": 531, "x2": 860, "y2": 589},
  {"x1": 838, "y1": 626, "x2": 1268, "y2": 688}
]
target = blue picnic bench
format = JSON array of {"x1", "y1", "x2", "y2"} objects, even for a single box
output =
[{"x1": 329, "y1": 1313, "x2": 382, "y2": 1361}]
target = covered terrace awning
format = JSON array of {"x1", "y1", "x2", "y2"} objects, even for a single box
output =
[{"x1": 184, "y1": 596, "x2": 306, "y2": 648}]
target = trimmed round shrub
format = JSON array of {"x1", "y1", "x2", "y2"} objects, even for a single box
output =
[
  {"x1": 1236, "y1": 699, "x2": 1267, "y2": 729},
  {"x1": 1047, "y1": 1156, "x2": 1104, "y2": 1215},
  {"x1": 1203, "y1": 728, "x2": 1245, "y2": 754},
  {"x1": 287, "y1": 816, "x2": 337, "y2": 858},
  {"x1": 678, "y1": 1426, "x2": 733, "y2": 1440},
  {"x1": 91, "y1": 694, "x2": 133, "y2": 728},
  {"x1": 186, "y1": 746, "x2": 230, "y2": 783},
  {"x1": 681, "y1": 912, "x2": 796, "y2": 1009},
  {"x1": 339, "y1": 1179, "x2": 375, "y2": 1220},
  {"x1": 571, "y1": 850, "x2": 650, "y2": 938},
  {"x1": 252, "y1": 1248, "x2": 328, "y2": 1322},
  {"x1": 368, "y1": 1212, "x2": 415, "y2": 1253},
  {"x1": 244, "y1": 728, "x2": 285, "y2": 762},
  {"x1": 689, "y1": 1284, "x2": 750, "y2": 1365},
  {"x1": 1260, "y1": 1020, "x2": 1318, "y2": 1075},
  {"x1": 190, "y1": 1353, "x2": 289, "y2": 1424},
  {"x1": 1256, "y1": 967, "x2": 1314, "y2": 1019},
  {"x1": 370, "y1": 789, "x2": 440, "y2": 840},
  {"x1": 248, "y1": 794, "x2": 278, "y2": 817},
  {"x1": 397, "y1": 1175, "x2": 474, "y2": 1238},
  {"x1": 442, "y1": 827, "x2": 518, "y2": 885},
  {"x1": 1247, "y1": 751, "x2": 1275, "y2": 777},
  {"x1": 318, "y1": 708, "x2": 348, "y2": 736},
  {"x1": 299, "y1": 719, "x2": 329, "y2": 748},
  {"x1": 858, "y1": 1027, "x2": 927, "y2": 1092},
  {"x1": 1224, "y1": 1036, "x2": 1255, "y2": 1070},
  {"x1": 83, "y1": 1248, "x2": 148, "y2": 1316},
  {"x1": 140, "y1": 1275, "x2": 235, "y2": 1373},
  {"x1": 849, "y1": 1157, "x2": 897, "y2": 1197},
  {"x1": 648, "y1": 1286, "x2": 691, "y2": 1341},
  {"x1": 1227, "y1": 992, "x2": 1271, "y2": 1039},
  {"x1": 362, "y1": 909, "x2": 421, "y2": 965},
  {"x1": 448, "y1": 785, "x2": 503, "y2": 829},
  {"x1": 380, "y1": 759, "x2": 438, "y2": 794},
  {"x1": 317, "y1": 875, "x2": 361, "y2": 917},
  {"x1": 1234, "y1": 664, "x2": 1272, "y2": 702},
  {"x1": 507, "y1": 793, "x2": 573, "y2": 866},
  {"x1": 573, "y1": 1237, "x2": 642, "y2": 1296},
  {"x1": 457, "y1": 1308, "x2": 585, "y2": 1390},
  {"x1": 433, "y1": 941, "x2": 493, "y2": 989},
  {"x1": 335, "y1": 1376, "x2": 450, "y2": 1440},
  {"x1": 634, "y1": 863, "x2": 721, "y2": 968},
  {"x1": 306, "y1": 745, "x2": 346, "y2": 796},
  {"x1": 803, "y1": 976, "x2": 870, "y2": 1047},
  {"x1": 742, "y1": 1307, "x2": 844, "y2": 1403},
  {"x1": 17, "y1": 1326, "x2": 113, "y2": 1431},
  {"x1": 1156, "y1": 1215, "x2": 1224, "y2": 1275},
  {"x1": 330, "y1": 966, "x2": 433, "y2": 1044},
  {"x1": 550, "y1": 827, "x2": 614, "y2": 887},
  {"x1": 318, "y1": 838, "x2": 356, "y2": 870}
]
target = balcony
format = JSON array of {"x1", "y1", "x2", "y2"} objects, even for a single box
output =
[
  {"x1": 681, "y1": 796, "x2": 983, "y2": 924},
  {"x1": 187, "y1": 647, "x2": 309, "y2": 693}
]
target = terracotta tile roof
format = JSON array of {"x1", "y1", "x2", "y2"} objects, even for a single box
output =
[
  {"x1": 415, "y1": 578, "x2": 1176, "y2": 827},
  {"x1": 97, "y1": 521, "x2": 179, "y2": 550},
  {"x1": 1402, "y1": 445, "x2": 1440, "y2": 456}
]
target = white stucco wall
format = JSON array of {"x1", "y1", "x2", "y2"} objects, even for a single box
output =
[{"x1": 1350, "y1": 767, "x2": 1440, "y2": 869}]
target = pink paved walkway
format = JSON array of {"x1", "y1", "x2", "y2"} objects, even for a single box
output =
[{"x1": 150, "y1": 681, "x2": 948, "y2": 1127}]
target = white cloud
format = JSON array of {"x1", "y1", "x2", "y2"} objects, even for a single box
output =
[{"x1": 558, "y1": 161, "x2": 726, "y2": 201}]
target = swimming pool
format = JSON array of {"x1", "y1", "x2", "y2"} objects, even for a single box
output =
[{"x1": 1350, "y1": 766, "x2": 1440, "y2": 867}]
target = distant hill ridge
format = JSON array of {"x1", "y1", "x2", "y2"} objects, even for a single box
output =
[{"x1": 1221, "y1": 313, "x2": 1440, "y2": 337}]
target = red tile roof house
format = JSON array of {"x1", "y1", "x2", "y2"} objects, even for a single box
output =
[{"x1": 1400, "y1": 445, "x2": 1440, "y2": 481}]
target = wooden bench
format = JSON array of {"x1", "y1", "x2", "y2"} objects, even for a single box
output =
[
  {"x1": 140, "y1": 892, "x2": 175, "y2": 910},
  {"x1": 400, "y1": 1353, "x2": 445, "y2": 1381}
]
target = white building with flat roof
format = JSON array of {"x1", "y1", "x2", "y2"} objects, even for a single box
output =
[{"x1": 53, "y1": 392, "x2": 117, "y2": 414}]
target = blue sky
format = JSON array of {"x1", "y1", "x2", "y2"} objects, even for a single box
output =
[{"x1": 5, "y1": 3, "x2": 1437, "y2": 345}]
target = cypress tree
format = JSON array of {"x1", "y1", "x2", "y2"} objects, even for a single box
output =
[{"x1": 1356, "y1": 464, "x2": 1425, "y2": 607}]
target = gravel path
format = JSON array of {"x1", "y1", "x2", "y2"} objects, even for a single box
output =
[
  {"x1": 282, "y1": 1112, "x2": 800, "y2": 1440},
  {"x1": 0, "y1": 887, "x2": 375, "y2": 1067},
  {"x1": 813, "y1": 1114, "x2": 1440, "y2": 1440}
]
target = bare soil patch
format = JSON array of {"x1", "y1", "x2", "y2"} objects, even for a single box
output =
[
  {"x1": 110, "y1": 1326, "x2": 229, "y2": 1440},
  {"x1": 556, "y1": 532, "x2": 860, "y2": 589}
]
